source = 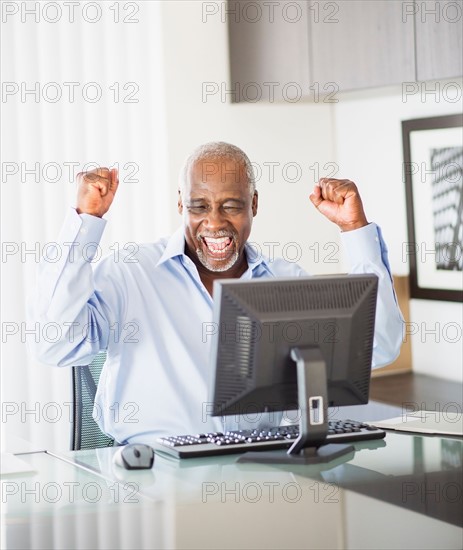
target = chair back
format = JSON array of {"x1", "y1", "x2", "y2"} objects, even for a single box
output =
[{"x1": 71, "y1": 352, "x2": 115, "y2": 450}]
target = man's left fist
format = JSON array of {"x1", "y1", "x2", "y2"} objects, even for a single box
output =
[{"x1": 309, "y1": 178, "x2": 368, "y2": 232}]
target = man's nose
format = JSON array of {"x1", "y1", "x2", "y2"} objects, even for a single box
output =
[{"x1": 203, "y1": 208, "x2": 226, "y2": 230}]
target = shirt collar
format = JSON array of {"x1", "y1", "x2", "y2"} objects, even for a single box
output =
[
  {"x1": 155, "y1": 226, "x2": 186, "y2": 267},
  {"x1": 156, "y1": 226, "x2": 275, "y2": 276},
  {"x1": 244, "y1": 242, "x2": 275, "y2": 276}
]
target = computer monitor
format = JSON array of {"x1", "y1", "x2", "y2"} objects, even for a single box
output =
[{"x1": 209, "y1": 274, "x2": 378, "y2": 464}]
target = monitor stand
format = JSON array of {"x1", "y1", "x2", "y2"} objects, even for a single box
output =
[{"x1": 237, "y1": 347, "x2": 354, "y2": 465}]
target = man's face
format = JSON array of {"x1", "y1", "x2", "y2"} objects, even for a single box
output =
[{"x1": 178, "y1": 157, "x2": 258, "y2": 273}]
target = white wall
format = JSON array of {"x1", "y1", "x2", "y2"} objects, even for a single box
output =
[{"x1": 333, "y1": 82, "x2": 463, "y2": 382}]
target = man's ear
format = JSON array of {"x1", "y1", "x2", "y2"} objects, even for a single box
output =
[
  {"x1": 252, "y1": 191, "x2": 258, "y2": 217},
  {"x1": 178, "y1": 190, "x2": 183, "y2": 215}
]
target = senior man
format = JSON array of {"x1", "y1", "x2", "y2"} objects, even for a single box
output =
[{"x1": 28, "y1": 142, "x2": 403, "y2": 444}]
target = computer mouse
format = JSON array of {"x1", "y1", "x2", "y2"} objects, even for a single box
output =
[{"x1": 113, "y1": 444, "x2": 155, "y2": 470}]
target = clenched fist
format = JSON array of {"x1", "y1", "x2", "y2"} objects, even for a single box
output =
[
  {"x1": 309, "y1": 178, "x2": 368, "y2": 232},
  {"x1": 76, "y1": 167, "x2": 119, "y2": 218}
]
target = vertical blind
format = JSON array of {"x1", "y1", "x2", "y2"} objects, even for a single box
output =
[{"x1": 1, "y1": 1, "x2": 169, "y2": 450}]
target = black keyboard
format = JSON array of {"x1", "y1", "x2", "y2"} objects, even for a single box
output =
[{"x1": 155, "y1": 420, "x2": 386, "y2": 459}]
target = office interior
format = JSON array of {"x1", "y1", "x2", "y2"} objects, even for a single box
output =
[{"x1": 1, "y1": 1, "x2": 462, "y2": 549}]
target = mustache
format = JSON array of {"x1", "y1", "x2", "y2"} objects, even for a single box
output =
[{"x1": 196, "y1": 230, "x2": 237, "y2": 241}]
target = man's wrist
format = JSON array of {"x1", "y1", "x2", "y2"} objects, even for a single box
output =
[
  {"x1": 339, "y1": 219, "x2": 369, "y2": 232},
  {"x1": 76, "y1": 207, "x2": 103, "y2": 218}
]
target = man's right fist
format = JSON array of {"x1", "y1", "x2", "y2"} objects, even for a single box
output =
[{"x1": 76, "y1": 167, "x2": 119, "y2": 218}]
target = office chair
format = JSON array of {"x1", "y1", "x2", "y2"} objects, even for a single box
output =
[{"x1": 71, "y1": 351, "x2": 115, "y2": 450}]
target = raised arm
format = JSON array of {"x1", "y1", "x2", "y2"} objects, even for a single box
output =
[
  {"x1": 27, "y1": 168, "x2": 122, "y2": 367},
  {"x1": 309, "y1": 178, "x2": 404, "y2": 368}
]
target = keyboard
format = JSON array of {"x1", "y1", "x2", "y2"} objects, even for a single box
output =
[{"x1": 155, "y1": 420, "x2": 386, "y2": 459}]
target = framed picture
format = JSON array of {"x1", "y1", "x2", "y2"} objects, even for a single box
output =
[{"x1": 402, "y1": 114, "x2": 463, "y2": 302}]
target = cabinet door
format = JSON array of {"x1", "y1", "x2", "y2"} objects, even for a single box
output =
[
  {"x1": 228, "y1": 0, "x2": 310, "y2": 102},
  {"x1": 309, "y1": 0, "x2": 415, "y2": 91},
  {"x1": 414, "y1": 1, "x2": 463, "y2": 81}
]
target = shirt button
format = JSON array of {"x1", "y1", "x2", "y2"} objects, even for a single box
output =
[{"x1": 80, "y1": 228, "x2": 88, "y2": 235}]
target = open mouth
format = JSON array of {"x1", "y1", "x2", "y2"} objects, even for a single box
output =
[{"x1": 201, "y1": 236, "x2": 234, "y2": 259}]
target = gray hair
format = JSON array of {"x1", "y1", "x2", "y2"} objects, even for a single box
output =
[{"x1": 178, "y1": 141, "x2": 256, "y2": 198}]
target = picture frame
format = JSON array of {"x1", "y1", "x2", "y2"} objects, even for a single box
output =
[{"x1": 402, "y1": 114, "x2": 463, "y2": 302}]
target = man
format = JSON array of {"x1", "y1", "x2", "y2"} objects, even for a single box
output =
[{"x1": 28, "y1": 142, "x2": 404, "y2": 444}]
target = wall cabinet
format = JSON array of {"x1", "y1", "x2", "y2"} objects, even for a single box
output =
[
  {"x1": 309, "y1": 0, "x2": 415, "y2": 91},
  {"x1": 228, "y1": 1, "x2": 310, "y2": 102},
  {"x1": 414, "y1": 3, "x2": 463, "y2": 81},
  {"x1": 228, "y1": 0, "x2": 462, "y2": 101}
]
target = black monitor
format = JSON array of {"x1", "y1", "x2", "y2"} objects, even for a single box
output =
[{"x1": 209, "y1": 274, "x2": 378, "y2": 464}]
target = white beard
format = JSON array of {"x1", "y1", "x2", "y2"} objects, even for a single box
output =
[{"x1": 195, "y1": 246, "x2": 239, "y2": 272}]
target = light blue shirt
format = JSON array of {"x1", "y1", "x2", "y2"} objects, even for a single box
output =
[{"x1": 28, "y1": 208, "x2": 404, "y2": 445}]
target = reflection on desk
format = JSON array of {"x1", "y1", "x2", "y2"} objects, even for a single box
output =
[{"x1": 2, "y1": 430, "x2": 462, "y2": 550}]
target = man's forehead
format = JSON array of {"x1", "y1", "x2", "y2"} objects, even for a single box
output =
[{"x1": 190, "y1": 156, "x2": 247, "y2": 184}]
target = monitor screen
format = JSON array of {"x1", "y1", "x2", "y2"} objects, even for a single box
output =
[{"x1": 209, "y1": 274, "x2": 378, "y2": 463}]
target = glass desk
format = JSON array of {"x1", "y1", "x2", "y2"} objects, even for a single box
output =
[{"x1": 2, "y1": 427, "x2": 462, "y2": 550}]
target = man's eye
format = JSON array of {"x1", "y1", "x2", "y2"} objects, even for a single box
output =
[
  {"x1": 188, "y1": 205, "x2": 207, "y2": 212},
  {"x1": 223, "y1": 206, "x2": 241, "y2": 212}
]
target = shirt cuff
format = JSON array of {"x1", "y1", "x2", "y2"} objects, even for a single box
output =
[
  {"x1": 54, "y1": 208, "x2": 108, "y2": 264},
  {"x1": 340, "y1": 223, "x2": 393, "y2": 280},
  {"x1": 60, "y1": 207, "x2": 107, "y2": 244}
]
